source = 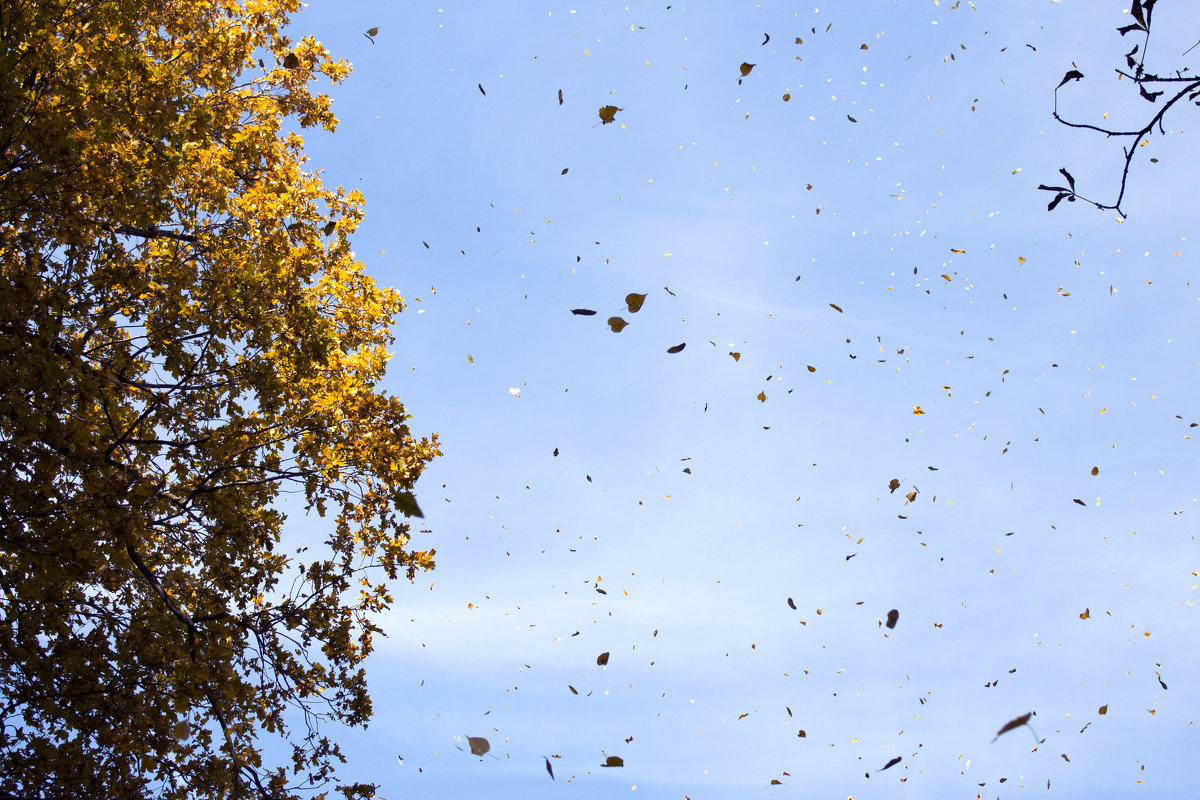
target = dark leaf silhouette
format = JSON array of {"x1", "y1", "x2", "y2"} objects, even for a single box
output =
[
  {"x1": 787, "y1": 597, "x2": 796, "y2": 610},
  {"x1": 666, "y1": 343, "x2": 686, "y2": 354},
  {"x1": 570, "y1": 308, "x2": 597, "y2": 316},
  {"x1": 467, "y1": 736, "x2": 490, "y2": 756},
  {"x1": 364, "y1": 26, "x2": 379, "y2": 43},
  {"x1": 396, "y1": 493, "x2": 424, "y2": 519},
  {"x1": 1056, "y1": 69, "x2": 1084, "y2": 89},
  {"x1": 1073, "y1": 498, "x2": 1086, "y2": 506},
  {"x1": 545, "y1": 756, "x2": 554, "y2": 779},
  {"x1": 878, "y1": 756, "x2": 902, "y2": 772},
  {"x1": 558, "y1": 89, "x2": 563, "y2": 105},
  {"x1": 762, "y1": 33, "x2": 770, "y2": 45},
  {"x1": 1158, "y1": 676, "x2": 1168, "y2": 690},
  {"x1": 992, "y1": 711, "x2": 1035, "y2": 742},
  {"x1": 739, "y1": 62, "x2": 756, "y2": 77},
  {"x1": 568, "y1": 685, "x2": 578, "y2": 694},
  {"x1": 1059, "y1": 168, "x2": 1076, "y2": 191},
  {"x1": 885, "y1": 609, "x2": 899, "y2": 629},
  {"x1": 478, "y1": 83, "x2": 485, "y2": 96},
  {"x1": 561, "y1": 168, "x2": 569, "y2": 175},
  {"x1": 602, "y1": 755, "x2": 624, "y2": 767},
  {"x1": 597, "y1": 652, "x2": 610, "y2": 666},
  {"x1": 1139, "y1": 84, "x2": 1163, "y2": 102},
  {"x1": 1117, "y1": 22, "x2": 1144, "y2": 36},
  {"x1": 829, "y1": 303, "x2": 843, "y2": 313},
  {"x1": 625, "y1": 293, "x2": 648, "y2": 312}
]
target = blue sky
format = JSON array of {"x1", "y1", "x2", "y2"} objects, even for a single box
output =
[{"x1": 281, "y1": 2, "x2": 1198, "y2": 797}]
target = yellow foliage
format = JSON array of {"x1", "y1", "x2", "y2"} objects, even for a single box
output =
[{"x1": 0, "y1": 2, "x2": 437, "y2": 797}]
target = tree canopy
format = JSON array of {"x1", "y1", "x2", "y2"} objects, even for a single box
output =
[{"x1": 0, "y1": 1, "x2": 437, "y2": 797}]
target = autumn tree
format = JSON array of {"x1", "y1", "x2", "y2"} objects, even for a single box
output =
[
  {"x1": 0, "y1": 1, "x2": 438, "y2": 797},
  {"x1": 1041, "y1": 0, "x2": 1200, "y2": 216}
]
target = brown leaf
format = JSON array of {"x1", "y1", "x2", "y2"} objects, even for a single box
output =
[
  {"x1": 885, "y1": 609, "x2": 899, "y2": 629},
  {"x1": 992, "y1": 711, "x2": 1034, "y2": 742},
  {"x1": 625, "y1": 292, "x2": 648, "y2": 312},
  {"x1": 467, "y1": 736, "x2": 490, "y2": 756},
  {"x1": 597, "y1": 652, "x2": 610, "y2": 666},
  {"x1": 598, "y1": 105, "x2": 623, "y2": 124}
]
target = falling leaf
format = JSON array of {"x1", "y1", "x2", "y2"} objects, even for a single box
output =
[
  {"x1": 597, "y1": 652, "x2": 610, "y2": 666},
  {"x1": 625, "y1": 293, "x2": 648, "y2": 312},
  {"x1": 787, "y1": 597, "x2": 796, "y2": 610},
  {"x1": 1080, "y1": 608, "x2": 1090, "y2": 620},
  {"x1": 1099, "y1": 704, "x2": 1108, "y2": 715},
  {"x1": 664, "y1": 286, "x2": 677, "y2": 296},
  {"x1": 798, "y1": 730, "x2": 807, "y2": 738},
  {"x1": 992, "y1": 712, "x2": 1034, "y2": 742},
  {"x1": 1061, "y1": 753, "x2": 1070, "y2": 762},
  {"x1": 782, "y1": 93, "x2": 791, "y2": 101},
  {"x1": 467, "y1": 736, "x2": 490, "y2": 756},
  {"x1": 1073, "y1": 498, "x2": 1086, "y2": 506},
  {"x1": 545, "y1": 756, "x2": 554, "y2": 779},
  {"x1": 598, "y1": 105, "x2": 623, "y2": 124},
  {"x1": 1158, "y1": 676, "x2": 1168, "y2": 690},
  {"x1": 422, "y1": 241, "x2": 430, "y2": 249},
  {"x1": 607, "y1": 317, "x2": 629, "y2": 333},
  {"x1": 912, "y1": 406, "x2": 925, "y2": 415},
  {"x1": 829, "y1": 303, "x2": 843, "y2": 313},
  {"x1": 558, "y1": 89, "x2": 564, "y2": 105},
  {"x1": 1091, "y1": 466, "x2": 1099, "y2": 476},
  {"x1": 757, "y1": 391, "x2": 767, "y2": 403},
  {"x1": 602, "y1": 755, "x2": 624, "y2": 767},
  {"x1": 396, "y1": 493, "x2": 424, "y2": 519},
  {"x1": 807, "y1": 365, "x2": 816, "y2": 373},
  {"x1": 666, "y1": 343, "x2": 686, "y2": 354},
  {"x1": 364, "y1": 26, "x2": 379, "y2": 44},
  {"x1": 561, "y1": 168, "x2": 569, "y2": 175},
  {"x1": 847, "y1": 115, "x2": 857, "y2": 123},
  {"x1": 568, "y1": 685, "x2": 578, "y2": 694},
  {"x1": 888, "y1": 478, "x2": 901, "y2": 493},
  {"x1": 878, "y1": 756, "x2": 902, "y2": 772},
  {"x1": 570, "y1": 308, "x2": 597, "y2": 316},
  {"x1": 739, "y1": 62, "x2": 756, "y2": 76},
  {"x1": 886, "y1": 609, "x2": 899, "y2": 629},
  {"x1": 478, "y1": 83, "x2": 486, "y2": 96},
  {"x1": 730, "y1": 352, "x2": 741, "y2": 362},
  {"x1": 770, "y1": 779, "x2": 783, "y2": 785},
  {"x1": 762, "y1": 33, "x2": 770, "y2": 45}
]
